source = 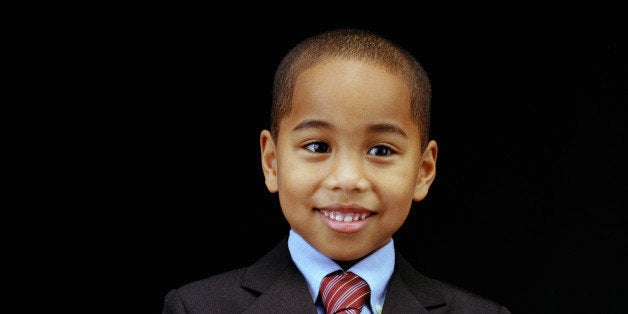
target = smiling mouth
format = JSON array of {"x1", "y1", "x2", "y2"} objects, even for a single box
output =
[{"x1": 319, "y1": 210, "x2": 371, "y2": 222}]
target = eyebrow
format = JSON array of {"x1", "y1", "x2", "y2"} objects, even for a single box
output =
[
  {"x1": 293, "y1": 120, "x2": 407, "y2": 137},
  {"x1": 367, "y1": 123, "x2": 407, "y2": 137},
  {"x1": 293, "y1": 120, "x2": 333, "y2": 132}
]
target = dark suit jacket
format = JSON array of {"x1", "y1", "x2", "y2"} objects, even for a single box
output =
[{"x1": 163, "y1": 237, "x2": 510, "y2": 313}]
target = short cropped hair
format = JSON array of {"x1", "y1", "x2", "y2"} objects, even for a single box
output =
[{"x1": 270, "y1": 28, "x2": 432, "y2": 151}]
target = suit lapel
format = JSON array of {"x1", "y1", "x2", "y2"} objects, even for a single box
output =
[
  {"x1": 382, "y1": 252, "x2": 448, "y2": 313},
  {"x1": 242, "y1": 263, "x2": 317, "y2": 313},
  {"x1": 240, "y1": 237, "x2": 317, "y2": 314},
  {"x1": 238, "y1": 236, "x2": 447, "y2": 313},
  {"x1": 383, "y1": 271, "x2": 430, "y2": 313}
]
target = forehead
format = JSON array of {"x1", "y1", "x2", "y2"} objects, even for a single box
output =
[
  {"x1": 296, "y1": 57, "x2": 405, "y2": 94},
  {"x1": 283, "y1": 58, "x2": 418, "y2": 135}
]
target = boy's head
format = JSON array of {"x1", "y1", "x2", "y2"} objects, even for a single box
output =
[
  {"x1": 260, "y1": 28, "x2": 438, "y2": 263},
  {"x1": 270, "y1": 28, "x2": 432, "y2": 152}
]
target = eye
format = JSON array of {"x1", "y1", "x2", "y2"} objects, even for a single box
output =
[
  {"x1": 368, "y1": 145, "x2": 395, "y2": 156},
  {"x1": 304, "y1": 141, "x2": 330, "y2": 153}
]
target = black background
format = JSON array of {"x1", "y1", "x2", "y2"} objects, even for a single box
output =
[{"x1": 94, "y1": 9, "x2": 626, "y2": 313}]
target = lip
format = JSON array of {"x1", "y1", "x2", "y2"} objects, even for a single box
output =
[{"x1": 317, "y1": 204, "x2": 373, "y2": 234}]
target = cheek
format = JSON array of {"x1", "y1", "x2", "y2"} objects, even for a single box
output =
[
  {"x1": 277, "y1": 159, "x2": 315, "y2": 189},
  {"x1": 377, "y1": 177, "x2": 415, "y2": 228},
  {"x1": 379, "y1": 184, "x2": 415, "y2": 218},
  {"x1": 375, "y1": 165, "x2": 419, "y2": 197},
  {"x1": 373, "y1": 166, "x2": 418, "y2": 221},
  {"x1": 276, "y1": 159, "x2": 321, "y2": 206}
]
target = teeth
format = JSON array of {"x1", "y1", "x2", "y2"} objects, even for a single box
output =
[{"x1": 322, "y1": 210, "x2": 369, "y2": 222}]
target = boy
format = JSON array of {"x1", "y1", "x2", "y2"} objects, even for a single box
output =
[{"x1": 162, "y1": 28, "x2": 510, "y2": 313}]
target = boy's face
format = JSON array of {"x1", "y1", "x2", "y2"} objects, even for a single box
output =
[{"x1": 261, "y1": 58, "x2": 437, "y2": 261}]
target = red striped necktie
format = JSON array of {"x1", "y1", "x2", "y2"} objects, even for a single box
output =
[{"x1": 319, "y1": 271, "x2": 371, "y2": 314}]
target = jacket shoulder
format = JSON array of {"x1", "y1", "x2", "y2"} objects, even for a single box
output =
[
  {"x1": 163, "y1": 267, "x2": 256, "y2": 314},
  {"x1": 162, "y1": 237, "x2": 298, "y2": 314},
  {"x1": 391, "y1": 252, "x2": 510, "y2": 313},
  {"x1": 430, "y1": 279, "x2": 511, "y2": 314}
]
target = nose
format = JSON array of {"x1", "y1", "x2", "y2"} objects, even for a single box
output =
[{"x1": 322, "y1": 152, "x2": 370, "y2": 194}]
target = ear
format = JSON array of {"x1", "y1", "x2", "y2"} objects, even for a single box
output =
[
  {"x1": 260, "y1": 130, "x2": 279, "y2": 193},
  {"x1": 413, "y1": 140, "x2": 438, "y2": 201}
]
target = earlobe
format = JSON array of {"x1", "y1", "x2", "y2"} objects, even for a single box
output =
[
  {"x1": 260, "y1": 130, "x2": 279, "y2": 193},
  {"x1": 413, "y1": 140, "x2": 438, "y2": 201}
]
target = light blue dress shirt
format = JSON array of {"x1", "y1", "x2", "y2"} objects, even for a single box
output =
[{"x1": 287, "y1": 229, "x2": 395, "y2": 314}]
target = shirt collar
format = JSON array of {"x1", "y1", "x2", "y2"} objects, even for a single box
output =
[{"x1": 287, "y1": 229, "x2": 395, "y2": 314}]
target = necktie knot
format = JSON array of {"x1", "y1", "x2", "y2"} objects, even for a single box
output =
[{"x1": 319, "y1": 271, "x2": 370, "y2": 314}]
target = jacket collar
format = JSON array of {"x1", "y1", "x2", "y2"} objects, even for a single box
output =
[
  {"x1": 240, "y1": 236, "x2": 447, "y2": 313},
  {"x1": 382, "y1": 251, "x2": 447, "y2": 313}
]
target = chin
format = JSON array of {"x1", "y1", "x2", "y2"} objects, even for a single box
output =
[{"x1": 325, "y1": 248, "x2": 369, "y2": 263}]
